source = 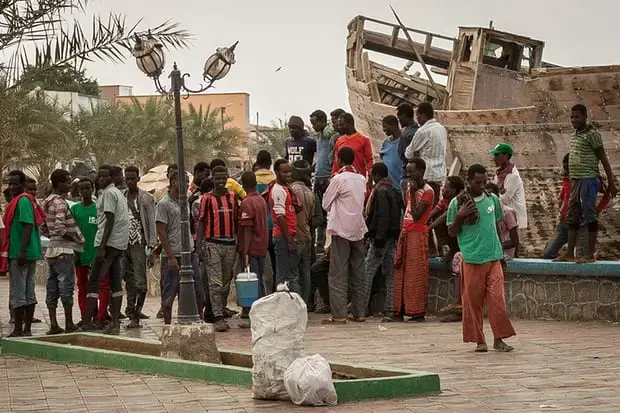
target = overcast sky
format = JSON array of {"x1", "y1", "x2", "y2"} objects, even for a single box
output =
[{"x1": 84, "y1": 0, "x2": 619, "y2": 126}]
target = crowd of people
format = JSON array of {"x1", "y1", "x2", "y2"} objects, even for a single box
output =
[{"x1": 1, "y1": 102, "x2": 616, "y2": 352}]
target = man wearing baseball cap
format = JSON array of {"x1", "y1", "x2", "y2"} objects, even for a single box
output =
[{"x1": 490, "y1": 143, "x2": 527, "y2": 231}]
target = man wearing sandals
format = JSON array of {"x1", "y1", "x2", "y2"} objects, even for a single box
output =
[{"x1": 447, "y1": 164, "x2": 516, "y2": 352}]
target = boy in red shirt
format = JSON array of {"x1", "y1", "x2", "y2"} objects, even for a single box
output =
[
  {"x1": 238, "y1": 171, "x2": 268, "y2": 328},
  {"x1": 330, "y1": 112, "x2": 374, "y2": 178}
]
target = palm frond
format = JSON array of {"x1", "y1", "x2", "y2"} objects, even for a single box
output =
[{"x1": 2, "y1": 2, "x2": 193, "y2": 87}]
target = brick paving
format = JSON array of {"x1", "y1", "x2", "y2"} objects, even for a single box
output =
[{"x1": 1, "y1": 277, "x2": 620, "y2": 412}]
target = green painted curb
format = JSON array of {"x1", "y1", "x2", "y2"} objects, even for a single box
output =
[{"x1": 0, "y1": 334, "x2": 440, "y2": 401}]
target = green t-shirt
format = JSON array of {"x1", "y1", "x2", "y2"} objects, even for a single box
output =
[
  {"x1": 70, "y1": 202, "x2": 98, "y2": 266},
  {"x1": 9, "y1": 196, "x2": 42, "y2": 261},
  {"x1": 446, "y1": 193, "x2": 504, "y2": 264},
  {"x1": 569, "y1": 124, "x2": 603, "y2": 179}
]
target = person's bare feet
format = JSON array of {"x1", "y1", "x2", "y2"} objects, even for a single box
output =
[
  {"x1": 553, "y1": 255, "x2": 575, "y2": 262},
  {"x1": 475, "y1": 343, "x2": 488, "y2": 352},
  {"x1": 493, "y1": 339, "x2": 514, "y2": 352},
  {"x1": 576, "y1": 256, "x2": 596, "y2": 264}
]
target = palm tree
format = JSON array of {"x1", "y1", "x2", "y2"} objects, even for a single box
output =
[
  {"x1": 1, "y1": 1, "x2": 191, "y2": 88},
  {"x1": 182, "y1": 103, "x2": 242, "y2": 166},
  {"x1": 0, "y1": 0, "x2": 192, "y2": 177}
]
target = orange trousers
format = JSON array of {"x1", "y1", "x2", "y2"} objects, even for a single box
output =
[{"x1": 461, "y1": 260, "x2": 516, "y2": 344}]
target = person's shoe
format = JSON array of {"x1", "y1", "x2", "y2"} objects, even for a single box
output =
[
  {"x1": 118, "y1": 312, "x2": 127, "y2": 320},
  {"x1": 493, "y1": 339, "x2": 514, "y2": 352},
  {"x1": 7, "y1": 330, "x2": 22, "y2": 338},
  {"x1": 139, "y1": 312, "x2": 150, "y2": 320},
  {"x1": 32, "y1": 317, "x2": 42, "y2": 323},
  {"x1": 223, "y1": 308, "x2": 237, "y2": 318},
  {"x1": 475, "y1": 343, "x2": 488, "y2": 352},
  {"x1": 315, "y1": 305, "x2": 331, "y2": 314},
  {"x1": 76, "y1": 320, "x2": 83, "y2": 328},
  {"x1": 64, "y1": 323, "x2": 79, "y2": 333},
  {"x1": 46, "y1": 325, "x2": 64, "y2": 335},
  {"x1": 126, "y1": 318, "x2": 142, "y2": 329},
  {"x1": 103, "y1": 323, "x2": 120, "y2": 335},
  {"x1": 156, "y1": 308, "x2": 164, "y2": 319},
  {"x1": 239, "y1": 319, "x2": 251, "y2": 329},
  {"x1": 21, "y1": 330, "x2": 32, "y2": 337},
  {"x1": 214, "y1": 319, "x2": 229, "y2": 332},
  {"x1": 409, "y1": 316, "x2": 425, "y2": 322}
]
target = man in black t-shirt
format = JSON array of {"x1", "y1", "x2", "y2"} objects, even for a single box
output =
[{"x1": 284, "y1": 115, "x2": 316, "y2": 164}]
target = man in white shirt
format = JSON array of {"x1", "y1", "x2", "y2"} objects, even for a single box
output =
[
  {"x1": 321, "y1": 147, "x2": 368, "y2": 325},
  {"x1": 404, "y1": 102, "x2": 447, "y2": 204},
  {"x1": 490, "y1": 143, "x2": 528, "y2": 229}
]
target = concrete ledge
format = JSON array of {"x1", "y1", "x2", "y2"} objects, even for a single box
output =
[
  {"x1": 428, "y1": 258, "x2": 620, "y2": 321},
  {"x1": 430, "y1": 257, "x2": 620, "y2": 277},
  {"x1": 0, "y1": 334, "x2": 441, "y2": 402}
]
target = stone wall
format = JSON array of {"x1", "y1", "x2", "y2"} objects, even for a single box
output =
[{"x1": 429, "y1": 259, "x2": 620, "y2": 322}]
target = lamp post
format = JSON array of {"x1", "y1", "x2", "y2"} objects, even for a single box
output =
[{"x1": 132, "y1": 33, "x2": 238, "y2": 324}]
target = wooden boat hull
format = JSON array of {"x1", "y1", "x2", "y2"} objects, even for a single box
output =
[{"x1": 347, "y1": 64, "x2": 620, "y2": 259}]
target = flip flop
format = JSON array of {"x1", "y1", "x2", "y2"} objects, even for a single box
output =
[{"x1": 321, "y1": 317, "x2": 347, "y2": 325}]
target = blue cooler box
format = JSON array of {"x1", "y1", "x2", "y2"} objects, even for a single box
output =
[{"x1": 236, "y1": 270, "x2": 260, "y2": 308}]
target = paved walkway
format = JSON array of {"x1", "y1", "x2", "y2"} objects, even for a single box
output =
[{"x1": 1, "y1": 277, "x2": 619, "y2": 412}]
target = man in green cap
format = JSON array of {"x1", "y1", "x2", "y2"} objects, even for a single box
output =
[{"x1": 490, "y1": 143, "x2": 527, "y2": 233}]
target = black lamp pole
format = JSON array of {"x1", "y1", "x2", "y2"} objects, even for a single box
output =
[{"x1": 133, "y1": 35, "x2": 238, "y2": 324}]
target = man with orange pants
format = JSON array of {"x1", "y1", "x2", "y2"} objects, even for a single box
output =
[{"x1": 446, "y1": 164, "x2": 516, "y2": 352}]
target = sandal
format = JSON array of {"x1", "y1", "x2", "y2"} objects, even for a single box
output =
[
  {"x1": 494, "y1": 341, "x2": 514, "y2": 352},
  {"x1": 321, "y1": 317, "x2": 347, "y2": 325},
  {"x1": 347, "y1": 315, "x2": 366, "y2": 322}
]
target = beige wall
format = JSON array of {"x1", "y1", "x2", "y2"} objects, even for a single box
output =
[{"x1": 114, "y1": 92, "x2": 250, "y2": 137}]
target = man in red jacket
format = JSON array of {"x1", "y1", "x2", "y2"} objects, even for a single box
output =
[{"x1": 330, "y1": 113, "x2": 374, "y2": 179}]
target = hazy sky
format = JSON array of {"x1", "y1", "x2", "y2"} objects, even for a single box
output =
[{"x1": 84, "y1": 0, "x2": 619, "y2": 126}]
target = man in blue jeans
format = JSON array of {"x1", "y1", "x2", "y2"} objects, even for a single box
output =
[
  {"x1": 43, "y1": 169, "x2": 85, "y2": 335},
  {"x1": 269, "y1": 159, "x2": 299, "y2": 293},
  {"x1": 238, "y1": 171, "x2": 268, "y2": 328},
  {"x1": 5, "y1": 170, "x2": 44, "y2": 337},
  {"x1": 555, "y1": 104, "x2": 617, "y2": 263}
]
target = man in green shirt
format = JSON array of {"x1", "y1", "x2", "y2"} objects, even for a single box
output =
[
  {"x1": 555, "y1": 104, "x2": 617, "y2": 263},
  {"x1": 7, "y1": 170, "x2": 43, "y2": 337},
  {"x1": 447, "y1": 164, "x2": 516, "y2": 353}
]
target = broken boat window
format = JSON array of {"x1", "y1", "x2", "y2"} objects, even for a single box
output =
[{"x1": 460, "y1": 35, "x2": 473, "y2": 62}]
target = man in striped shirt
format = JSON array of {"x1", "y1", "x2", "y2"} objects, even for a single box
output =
[
  {"x1": 555, "y1": 104, "x2": 617, "y2": 263},
  {"x1": 197, "y1": 166, "x2": 238, "y2": 332}
]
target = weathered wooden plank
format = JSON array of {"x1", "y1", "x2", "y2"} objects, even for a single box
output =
[
  {"x1": 376, "y1": 69, "x2": 445, "y2": 100},
  {"x1": 362, "y1": 30, "x2": 452, "y2": 69},
  {"x1": 390, "y1": 26, "x2": 399, "y2": 47}
]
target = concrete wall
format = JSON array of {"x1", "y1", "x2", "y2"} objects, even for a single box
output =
[{"x1": 429, "y1": 259, "x2": 620, "y2": 321}]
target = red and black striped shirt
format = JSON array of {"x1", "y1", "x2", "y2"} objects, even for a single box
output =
[{"x1": 199, "y1": 191, "x2": 237, "y2": 243}]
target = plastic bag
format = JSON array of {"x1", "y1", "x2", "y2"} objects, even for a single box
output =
[
  {"x1": 284, "y1": 354, "x2": 338, "y2": 406},
  {"x1": 250, "y1": 283, "x2": 308, "y2": 400}
]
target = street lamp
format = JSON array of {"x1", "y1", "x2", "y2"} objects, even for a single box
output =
[{"x1": 132, "y1": 33, "x2": 238, "y2": 324}]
